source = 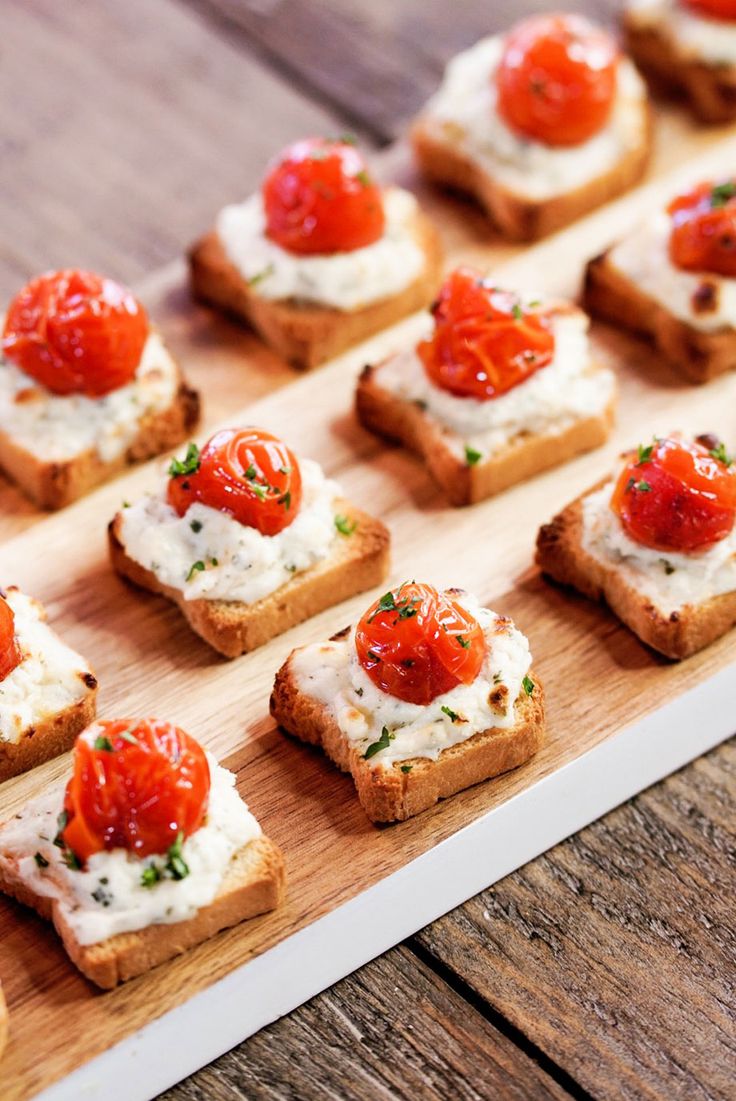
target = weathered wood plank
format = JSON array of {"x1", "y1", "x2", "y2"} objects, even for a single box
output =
[
  {"x1": 187, "y1": 0, "x2": 624, "y2": 140},
  {"x1": 414, "y1": 740, "x2": 736, "y2": 1101},
  {"x1": 158, "y1": 945, "x2": 573, "y2": 1101},
  {"x1": 0, "y1": 0, "x2": 345, "y2": 299}
]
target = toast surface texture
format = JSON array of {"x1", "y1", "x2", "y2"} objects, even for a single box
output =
[
  {"x1": 270, "y1": 646, "x2": 545, "y2": 823},
  {"x1": 356, "y1": 362, "x2": 615, "y2": 506},
  {"x1": 535, "y1": 486, "x2": 736, "y2": 659},
  {"x1": 0, "y1": 834, "x2": 285, "y2": 989},
  {"x1": 0, "y1": 378, "x2": 200, "y2": 510},
  {"x1": 188, "y1": 209, "x2": 443, "y2": 370},
  {"x1": 0, "y1": 684, "x2": 97, "y2": 785},
  {"x1": 109, "y1": 501, "x2": 390, "y2": 657},
  {"x1": 410, "y1": 110, "x2": 652, "y2": 241},
  {"x1": 585, "y1": 251, "x2": 736, "y2": 384}
]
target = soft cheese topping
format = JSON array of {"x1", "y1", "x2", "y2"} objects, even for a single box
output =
[
  {"x1": 119, "y1": 457, "x2": 340, "y2": 603},
  {"x1": 608, "y1": 210, "x2": 736, "y2": 331},
  {"x1": 0, "y1": 589, "x2": 93, "y2": 745},
  {"x1": 216, "y1": 187, "x2": 425, "y2": 311},
  {"x1": 377, "y1": 308, "x2": 615, "y2": 461},
  {"x1": 291, "y1": 592, "x2": 533, "y2": 767},
  {"x1": 421, "y1": 36, "x2": 647, "y2": 200},
  {"x1": 0, "y1": 329, "x2": 179, "y2": 463},
  {"x1": 0, "y1": 756, "x2": 260, "y2": 945},
  {"x1": 627, "y1": 0, "x2": 736, "y2": 65},
  {"x1": 582, "y1": 480, "x2": 736, "y2": 614}
]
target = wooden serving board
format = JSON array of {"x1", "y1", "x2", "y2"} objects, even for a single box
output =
[{"x1": 2, "y1": 125, "x2": 736, "y2": 1101}]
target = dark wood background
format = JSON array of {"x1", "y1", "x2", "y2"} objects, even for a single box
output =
[{"x1": 3, "y1": 2, "x2": 735, "y2": 1098}]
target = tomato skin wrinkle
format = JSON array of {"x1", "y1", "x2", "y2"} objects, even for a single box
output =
[
  {"x1": 262, "y1": 137, "x2": 385, "y2": 255},
  {"x1": 611, "y1": 437, "x2": 736, "y2": 553},
  {"x1": 61, "y1": 719, "x2": 210, "y2": 863},
  {"x1": 668, "y1": 180, "x2": 736, "y2": 277},
  {"x1": 2, "y1": 269, "x2": 148, "y2": 397},
  {"x1": 168, "y1": 426, "x2": 302, "y2": 537},
  {"x1": 355, "y1": 582, "x2": 486, "y2": 705},
  {"x1": 0, "y1": 595, "x2": 21, "y2": 682},
  {"x1": 495, "y1": 13, "x2": 618, "y2": 147},
  {"x1": 418, "y1": 267, "x2": 554, "y2": 401}
]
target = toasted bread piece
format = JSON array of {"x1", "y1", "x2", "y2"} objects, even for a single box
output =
[
  {"x1": 271, "y1": 638, "x2": 545, "y2": 823},
  {"x1": 411, "y1": 110, "x2": 652, "y2": 241},
  {"x1": 535, "y1": 483, "x2": 736, "y2": 659},
  {"x1": 624, "y1": 14, "x2": 736, "y2": 123},
  {"x1": 109, "y1": 501, "x2": 390, "y2": 657},
  {"x1": 188, "y1": 209, "x2": 443, "y2": 370},
  {"x1": 0, "y1": 834, "x2": 285, "y2": 989},
  {"x1": 356, "y1": 361, "x2": 616, "y2": 506},
  {"x1": 0, "y1": 377, "x2": 200, "y2": 511},
  {"x1": 584, "y1": 250, "x2": 736, "y2": 384}
]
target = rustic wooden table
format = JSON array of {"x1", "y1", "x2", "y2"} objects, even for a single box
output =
[{"x1": 2, "y1": 2, "x2": 734, "y2": 1098}]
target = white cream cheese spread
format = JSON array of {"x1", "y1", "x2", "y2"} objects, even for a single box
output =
[
  {"x1": 0, "y1": 754, "x2": 261, "y2": 946},
  {"x1": 627, "y1": 0, "x2": 736, "y2": 66},
  {"x1": 291, "y1": 591, "x2": 533, "y2": 767},
  {"x1": 377, "y1": 308, "x2": 615, "y2": 461},
  {"x1": 216, "y1": 186, "x2": 425, "y2": 311},
  {"x1": 608, "y1": 209, "x2": 736, "y2": 332},
  {"x1": 119, "y1": 456, "x2": 340, "y2": 603},
  {"x1": 0, "y1": 329, "x2": 180, "y2": 464},
  {"x1": 421, "y1": 35, "x2": 647, "y2": 201},
  {"x1": 0, "y1": 588, "x2": 93, "y2": 745},
  {"x1": 581, "y1": 480, "x2": 736, "y2": 614}
]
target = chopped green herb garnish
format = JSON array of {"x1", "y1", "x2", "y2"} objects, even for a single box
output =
[
  {"x1": 244, "y1": 464, "x2": 257, "y2": 479},
  {"x1": 637, "y1": 442, "x2": 654, "y2": 465},
  {"x1": 355, "y1": 169, "x2": 372, "y2": 187},
  {"x1": 660, "y1": 559, "x2": 676, "y2": 576},
  {"x1": 34, "y1": 852, "x2": 49, "y2": 868},
  {"x1": 493, "y1": 671, "x2": 502, "y2": 685},
  {"x1": 400, "y1": 764, "x2": 413, "y2": 774},
  {"x1": 367, "y1": 649, "x2": 382, "y2": 663},
  {"x1": 62, "y1": 849, "x2": 81, "y2": 871},
  {"x1": 122, "y1": 500, "x2": 131, "y2": 509},
  {"x1": 441, "y1": 705, "x2": 461, "y2": 723},
  {"x1": 141, "y1": 864, "x2": 162, "y2": 889},
  {"x1": 279, "y1": 465, "x2": 292, "y2": 476},
  {"x1": 457, "y1": 635, "x2": 470, "y2": 649},
  {"x1": 711, "y1": 181, "x2": 736, "y2": 208},
  {"x1": 166, "y1": 832, "x2": 190, "y2": 881},
  {"x1": 279, "y1": 491, "x2": 292, "y2": 510},
  {"x1": 465, "y1": 445, "x2": 482, "y2": 466},
  {"x1": 364, "y1": 726, "x2": 391, "y2": 759},
  {"x1": 528, "y1": 299, "x2": 542, "y2": 308},
  {"x1": 53, "y1": 811, "x2": 68, "y2": 848},
  {"x1": 190, "y1": 519, "x2": 203, "y2": 533},
  {"x1": 511, "y1": 303, "x2": 523, "y2": 321},
  {"x1": 710, "y1": 441, "x2": 733, "y2": 466},
  {"x1": 636, "y1": 480, "x2": 652, "y2": 492},
  {"x1": 168, "y1": 442, "x2": 200, "y2": 478},
  {"x1": 335, "y1": 514, "x2": 358, "y2": 536},
  {"x1": 94, "y1": 736, "x2": 114, "y2": 752},
  {"x1": 187, "y1": 560, "x2": 205, "y2": 581},
  {"x1": 247, "y1": 264, "x2": 275, "y2": 286},
  {"x1": 522, "y1": 675, "x2": 535, "y2": 696}
]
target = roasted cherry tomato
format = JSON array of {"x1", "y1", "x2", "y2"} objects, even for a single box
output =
[
  {"x1": 668, "y1": 181, "x2": 736, "y2": 277},
  {"x1": 355, "y1": 581, "x2": 486, "y2": 706},
  {"x1": 61, "y1": 719, "x2": 211, "y2": 862},
  {"x1": 262, "y1": 137, "x2": 385, "y2": 255},
  {"x1": 685, "y1": 0, "x2": 736, "y2": 17},
  {"x1": 2, "y1": 270, "x2": 148, "y2": 397},
  {"x1": 611, "y1": 436, "x2": 736, "y2": 552},
  {"x1": 168, "y1": 427, "x2": 302, "y2": 537},
  {"x1": 495, "y1": 14, "x2": 618, "y2": 147},
  {"x1": 417, "y1": 267, "x2": 554, "y2": 401},
  {"x1": 0, "y1": 595, "x2": 21, "y2": 682}
]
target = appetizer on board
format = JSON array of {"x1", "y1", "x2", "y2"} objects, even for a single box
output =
[
  {"x1": 189, "y1": 137, "x2": 443, "y2": 370},
  {"x1": 536, "y1": 433, "x2": 736, "y2": 658},
  {"x1": 411, "y1": 13, "x2": 651, "y2": 240},
  {"x1": 0, "y1": 586, "x2": 97, "y2": 784},
  {"x1": 624, "y1": 0, "x2": 736, "y2": 122},
  {"x1": 270, "y1": 581, "x2": 544, "y2": 823},
  {"x1": 109, "y1": 426, "x2": 390, "y2": 657},
  {"x1": 586, "y1": 178, "x2": 736, "y2": 383},
  {"x1": 0, "y1": 269, "x2": 200, "y2": 510},
  {"x1": 0, "y1": 718, "x2": 284, "y2": 988},
  {"x1": 356, "y1": 267, "x2": 616, "y2": 506}
]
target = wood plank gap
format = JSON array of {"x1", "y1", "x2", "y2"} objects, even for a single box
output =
[{"x1": 407, "y1": 939, "x2": 595, "y2": 1101}]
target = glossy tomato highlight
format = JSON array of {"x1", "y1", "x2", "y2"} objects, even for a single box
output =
[{"x1": 668, "y1": 181, "x2": 736, "y2": 277}]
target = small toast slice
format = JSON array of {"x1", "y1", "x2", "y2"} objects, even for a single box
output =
[
  {"x1": 0, "y1": 376, "x2": 200, "y2": 511},
  {"x1": 624, "y1": 13, "x2": 736, "y2": 123},
  {"x1": 271, "y1": 635, "x2": 545, "y2": 823},
  {"x1": 188, "y1": 210, "x2": 443, "y2": 370},
  {"x1": 411, "y1": 111, "x2": 652, "y2": 242},
  {"x1": 0, "y1": 833, "x2": 285, "y2": 989},
  {"x1": 535, "y1": 483, "x2": 736, "y2": 659},
  {"x1": 0, "y1": 588, "x2": 98, "y2": 784},
  {"x1": 356, "y1": 361, "x2": 616, "y2": 507},
  {"x1": 109, "y1": 502, "x2": 390, "y2": 657},
  {"x1": 584, "y1": 250, "x2": 736, "y2": 384}
]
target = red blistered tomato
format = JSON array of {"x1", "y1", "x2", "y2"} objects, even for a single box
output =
[
  {"x1": 61, "y1": 719, "x2": 211, "y2": 863},
  {"x1": 417, "y1": 267, "x2": 554, "y2": 401},
  {"x1": 684, "y1": 0, "x2": 736, "y2": 17},
  {"x1": 167, "y1": 427, "x2": 302, "y2": 537},
  {"x1": 0, "y1": 595, "x2": 21, "y2": 682},
  {"x1": 495, "y1": 14, "x2": 619, "y2": 147},
  {"x1": 2, "y1": 270, "x2": 148, "y2": 397},
  {"x1": 611, "y1": 436, "x2": 736, "y2": 552},
  {"x1": 262, "y1": 137, "x2": 385, "y2": 255},
  {"x1": 668, "y1": 180, "x2": 736, "y2": 277},
  {"x1": 355, "y1": 582, "x2": 486, "y2": 706}
]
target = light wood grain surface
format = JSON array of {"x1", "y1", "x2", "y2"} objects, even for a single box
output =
[{"x1": 0, "y1": 3, "x2": 734, "y2": 1100}]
